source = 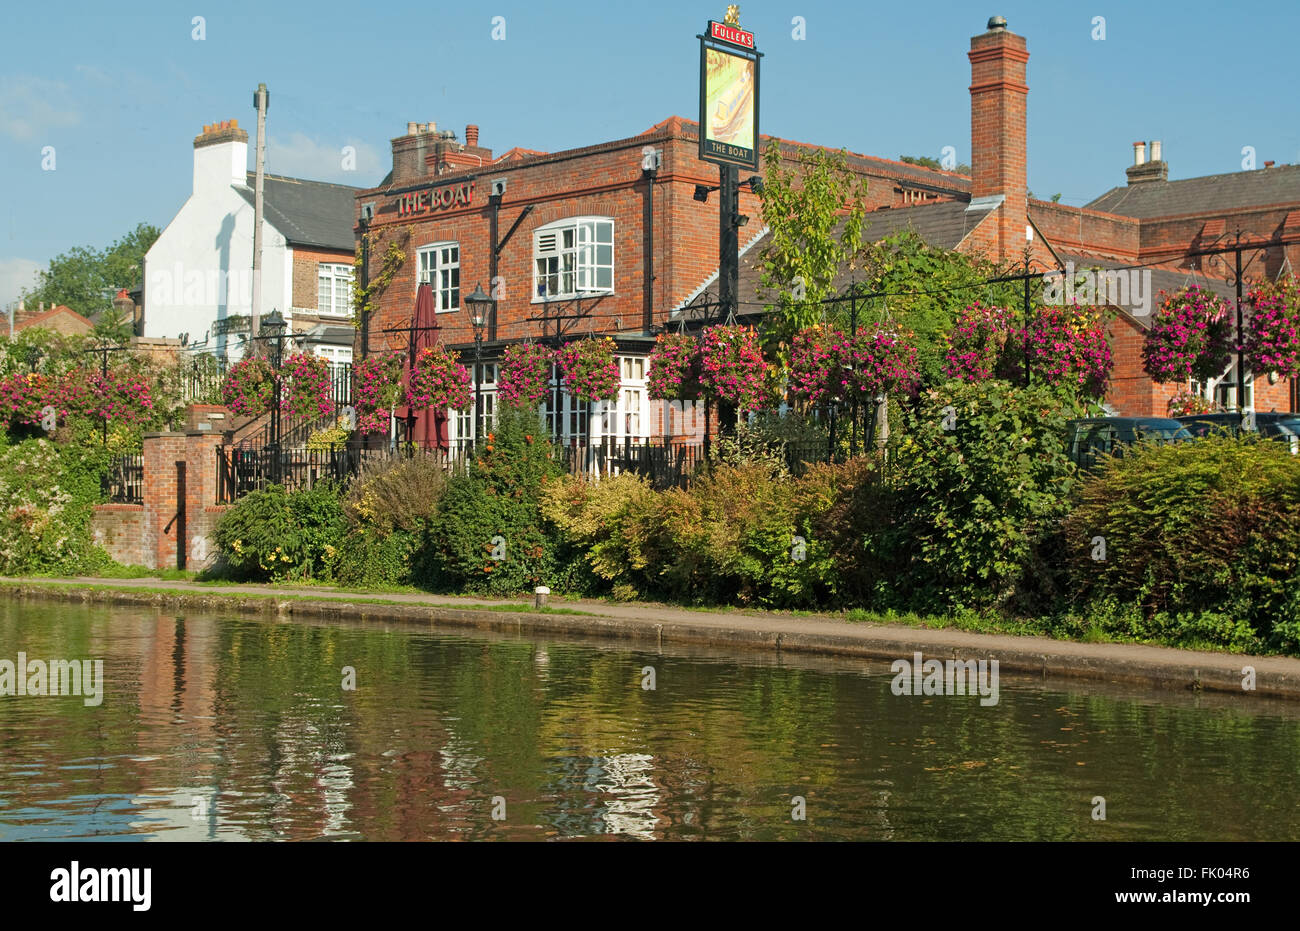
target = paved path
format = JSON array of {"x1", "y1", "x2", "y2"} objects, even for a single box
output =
[{"x1": 4, "y1": 576, "x2": 1299, "y2": 699}]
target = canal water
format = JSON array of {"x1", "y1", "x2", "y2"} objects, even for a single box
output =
[{"x1": 0, "y1": 602, "x2": 1296, "y2": 841}]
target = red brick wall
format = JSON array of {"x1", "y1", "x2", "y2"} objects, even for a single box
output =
[
  {"x1": 356, "y1": 121, "x2": 972, "y2": 357},
  {"x1": 91, "y1": 504, "x2": 145, "y2": 567},
  {"x1": 292, "y1": 245, "x2": 355, "y2": 329},
  {"x1": 134, "y1": 423, "x2": 228, "y2": 570}
]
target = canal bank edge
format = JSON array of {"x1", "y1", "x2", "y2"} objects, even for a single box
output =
[{"x1": 2, "y1": 580, "x2": 1299, "y2": 701}]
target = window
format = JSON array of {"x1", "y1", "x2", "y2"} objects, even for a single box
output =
[
  {"x1": 317, "y1": 264, "x2": 354, "y2": 317},
  {"x1": 417, "y1": 242, "x2": 461, "y2": 313},
  {"x1": 533, "y1": 217, "x2": 614, "y2": 300},
  {"x1": 450, "y1": 362, "x2": 497, "y2": 452}
]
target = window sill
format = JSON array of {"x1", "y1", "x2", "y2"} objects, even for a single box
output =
[{"x1": 530, "y1": 290, "x2": 615, "y2": 304}]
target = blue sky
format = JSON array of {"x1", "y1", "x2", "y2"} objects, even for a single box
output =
[{"x1": 3, "y1": 0, "x2": 1298, "y2": 306}]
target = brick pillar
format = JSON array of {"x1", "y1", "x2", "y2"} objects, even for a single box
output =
[
  {"x1": 142, "y1": 432, "x2": 188, "y2": 570},
  {"x1": 185, "y1": 429, "x2": 226, "y2": 568},
  {"x1": 969, "y1": 16, "x2": 1029, "y2": 264}
]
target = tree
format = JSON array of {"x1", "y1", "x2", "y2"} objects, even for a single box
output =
[
  {"x1": 757, "y1": 142, "x2": 870, "y2": 356},
  {"x1": 900, "y1": 154, "x2": 971, "y2": 175},
  {"x1": 850, "y1": 231, "x2": 1024, "y2": 388},
  {"x1": 22, "y1": 223, "x2": 160, "y2": 318}
]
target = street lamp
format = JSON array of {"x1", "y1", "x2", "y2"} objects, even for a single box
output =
[
  {"x1": 263, "y1": 309, "x2": 287, "y2": 482},
  {"x1": 465, "y1": 283, "x2": 492, "y2": 449}
]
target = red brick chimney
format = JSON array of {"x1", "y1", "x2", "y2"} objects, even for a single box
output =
[
  {"x1": 465, "y1": 124, "x2": 479, "y2": 147},
  {"x1": 969, "y1": 15, "x2": 1029, "y2": 263}
]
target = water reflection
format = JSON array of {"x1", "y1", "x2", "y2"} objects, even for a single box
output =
[{"x1": 0, "y1": 602, "x2": 1297, "y2": 841}]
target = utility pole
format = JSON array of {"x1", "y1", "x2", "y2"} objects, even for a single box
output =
[{"x1": 250, "y1": 83, "x2": 269, "y2": 344}]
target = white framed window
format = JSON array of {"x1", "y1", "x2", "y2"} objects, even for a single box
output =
[
  {"x1": 417, "y1": 242, "x2": 461, "y2": 313},
  {"x1": 317, "y1": 264, "x2": 354, "y2": 317},
  {"x1": 313, "y1": 345, "x2": 354, "y2": 363},
  {"x1": 533, "y1": 217, "x2": 614, "y2": 301},
  {"x1": 450, "y1": 362, "x2": 497, "y2": 451}
]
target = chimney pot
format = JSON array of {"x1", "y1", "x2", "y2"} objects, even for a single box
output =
[
  {"x1": 466, "y1": 124, "x2": 480, "y2": 147},
  {"x1": 987, "y1": 15, "x2": 1007, "y2": 31},
  {"x1": 1133, "y1": 142, "x2": 1147, "y2": 165},
  {"x1": 407, "y1": 122, "x2": 418, "y2": 136},
  {"x1": 1150, "y1": 139, "x2": 1162, "y2": 162},
  {"x1": 1265, "y1": 160, "x2": 1275, "y2": 168}
]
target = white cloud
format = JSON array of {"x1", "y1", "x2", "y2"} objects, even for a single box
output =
[
  {"x1": 0, "y1": 75, "x2": 80, "y2": 141},
  {"x1": 0, "y1": 257, "x2": 42, "y2": 307},
  {"x1": 264, "y1": 132, "x2": 383, "y2": 183}
]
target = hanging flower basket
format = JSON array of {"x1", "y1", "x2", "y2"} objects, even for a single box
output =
[
  {"x1": 281, "y1": 352, "x2": 336, "y2": 420},
  {"x1": 1167, "y1": 390, "x2": 1217, "y2": 417},
  {"x1": 220, "y1": 356, "x2": 275, "y2": 416},
  {"x1": 1026, "y1": 304, "x2": 1113, "y2": 397},
  {"x1": 1244, "y1": 277, "x2": 1300, "y2": 378},
  {"x1": 943, "y1": 301, "x2": 1018, "y2": 382},
  {"x1": 353, "y1": 351, "x2": 405, "y2": 434},
  {"x1": 847, "y1": 325, "x2": 921, "y2": 398},
  {"x1": 408, "y1": 343, "x2": 472, "y2": 410},
  {"x1": 498, "y1": 342, "x2": 554, "y2": 407},
  {"x1": 698, "y1": 325, "x2": 771, "y2": 411},
  {"x1": 558, "y1": 337, "x2": 620, "y2": 403},
  {"x1": 1141, "y1": 285, "x2": 1233, "y2": 383},
  {"x1": 647, "y1": 332, "x2": 701, "y2": 401},
  {"x1": 788, "y1": 325, "x2": 851, "y2": 405}
]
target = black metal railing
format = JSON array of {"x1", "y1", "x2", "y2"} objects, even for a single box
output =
[
  {"x1": 214, "y1": 435, "x2": 836, "y2": 503},
  {"x1": 102, "y1": 454, "x2": 144, "y2": 503}
]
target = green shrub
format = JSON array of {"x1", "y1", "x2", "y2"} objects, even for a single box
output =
[
  {"x1": 213, "y1": 482, "x2": 345, "y2": 582},
  {"x1": 343, "y1": 454, "x2": 448, "y2": 534},
  {"x1": 1065, "y1": 434, "x2": 1300, "y2": 650},
  {"x1": 540, "y1": 471, "x2": 659, "y2": 597},
  {"x1": 883, "y1": 379, "x2": 1084, "y2": 611},
  {"x1": 332, "y1": 527, "x2": 424, "y2": 589},
  {"x1": 0, "y1": 437, "x2": 111, "y2": 575},
  {"x1": 423, "y1": 406, "x2": 562, "y2": 595}
]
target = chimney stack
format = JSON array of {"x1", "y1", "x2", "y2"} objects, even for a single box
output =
[
  {"x1": 968, "y1": 15, "x2": 1029, "y2": 263},
  {"x1": 193, "y1": 119, "x2": 249, "y2": 193},
  {"x1": 466, "y1": 124, "x2": 480, "y2": 147},
  {"x1": 1127, "y1": 139, "x2": 1168, "y2": 185}
]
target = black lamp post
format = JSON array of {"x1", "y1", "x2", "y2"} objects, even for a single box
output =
[
  {"x1": 465, "y1": 283, "x2": 492, "y2": 449},
  {"x1": 263, "y1": 309, "x2": 287, "y2": 482}
]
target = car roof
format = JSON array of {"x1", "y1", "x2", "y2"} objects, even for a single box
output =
[{"x1": 1068, "y1": 416, "x2": 1185, "y2": 426}]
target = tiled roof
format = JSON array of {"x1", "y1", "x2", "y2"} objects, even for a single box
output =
[
  {"x1": 1057, "y1": 252, "x2": 1238, "y2": 330},
  {"x1": 1085, "y1": 165, "x2": 1300, "y2": 219},
  {"x1": 235, "y1": 172, "x2": 361, "y2": 251},
  {"x1": 725, "y1": 200, "x2": 983, "y2": 309}
]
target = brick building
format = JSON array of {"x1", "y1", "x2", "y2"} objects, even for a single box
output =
[
  {"x1": 357, "y1": 16, "x2": 1300, "y2": 444},
  {"x1": 356, "y1": 116, "x2": 971, "y2": 447}
]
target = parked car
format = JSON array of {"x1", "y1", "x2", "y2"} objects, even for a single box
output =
[
  {"x1": 1176, "y1": 412, "x2": 1300, "y2": 454},
  {"x1": 1066, "y1": 416, "x2": 1193, "y2": 471}
]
